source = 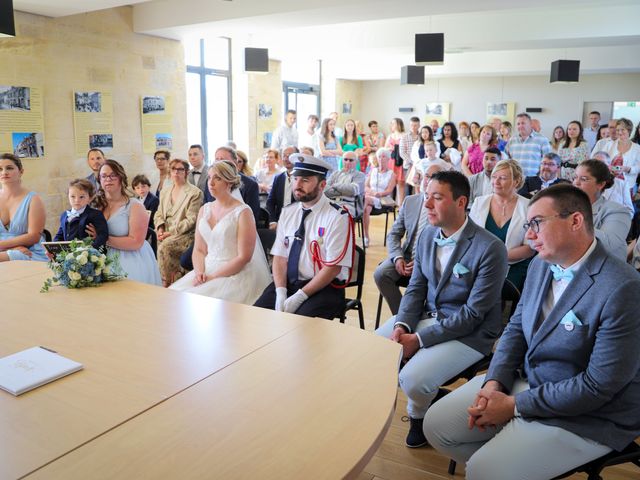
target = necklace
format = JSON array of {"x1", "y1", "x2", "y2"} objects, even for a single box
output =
[{"x1": 494, "y1": 194, "x2": 516, "y2": 217}]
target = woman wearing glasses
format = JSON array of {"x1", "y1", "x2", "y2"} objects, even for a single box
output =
[
  {"x1": 469, "y1": 159, "x2": 535, "y2": 290},
  {"x1": 91, "y1": 159, "x2": 161, "y2": 285},
  {"x1": 572, "y1": 159, "x2": 630, "y2": 261},
  {"x1": 154, "y1": 158, "x2": 203, "y2": 286}
]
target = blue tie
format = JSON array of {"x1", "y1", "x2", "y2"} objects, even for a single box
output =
[
  {"x1": 287, "y1": 208, "x2": 312, "y2": 285},
  {"x1": 550, "y1": 264, "x2": 574, "y2": 282},
  {"x1": 434, "y1": 236, "x2": 456, "y2": 247}
]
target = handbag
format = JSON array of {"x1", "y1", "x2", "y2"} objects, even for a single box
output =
[{"x1": 391, "y1": 144, "x2": 402, "y2": 167}]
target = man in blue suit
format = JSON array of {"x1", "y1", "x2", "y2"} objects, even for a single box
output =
[
  {"x1": 267, "y1": 145, "x2": 298, "y2": 228},
  {"x1": 376, "y1": 170, "x2": 508, "y2": 448},
  {"x1": 425, "y1": 184, "x2": 640, "y2": 480}
]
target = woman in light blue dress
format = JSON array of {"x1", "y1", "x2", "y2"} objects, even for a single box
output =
[
  {"x1": 89, "y1": 159, "x2": 161, "y2": 285},
  {"x1": 316, "y1": 117, "x2": 343, "y2": 172},
  {"x1": 0, "y1": 153, "x2": 47, "y2": 262}
]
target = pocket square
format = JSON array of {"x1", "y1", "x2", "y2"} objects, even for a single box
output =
[
  {"x1": 452, "y1": 262, "x2": 470, "y2": 278},
  {"x1": 560, "y1": 310, "x2": 583, "y2": 331}
]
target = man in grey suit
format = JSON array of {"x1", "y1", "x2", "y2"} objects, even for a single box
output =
[
  {"x1": 374, "y1": 165, "x2": 444, "y2": 315},
  {"x1": 187, "y1": 144, "x2": 209, "y2": 196},
  {"x1": 376, "y1": 170, "x2": 508, "y2": 448},
  {"x1": 425, "y1": 184, "x2": 640, "y2": 480}
]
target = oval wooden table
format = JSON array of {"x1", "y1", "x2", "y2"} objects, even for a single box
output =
[{"x1": 0, "y1": 262, "x2": 401, "y2": 479}]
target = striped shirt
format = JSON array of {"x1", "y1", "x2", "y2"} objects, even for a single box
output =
[{"x1": 505, "y1": 131, "x2": 551, "y2": 177}]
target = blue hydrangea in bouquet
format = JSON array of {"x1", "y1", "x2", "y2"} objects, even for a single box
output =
[{"x1": 41, "y1": 238, "x2": 126, "y2": 292}]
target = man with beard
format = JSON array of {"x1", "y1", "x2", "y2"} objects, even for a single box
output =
[
  {"x1": 518, "y1": 152, "x2": 569, "y2": 198},
  {"x1": 254, "y1": 154, "x2": 353, "y2": 319}
]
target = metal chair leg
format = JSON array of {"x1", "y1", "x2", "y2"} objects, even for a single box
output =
[
  {"x1": 375, "y1": 293, "x2": 383, "y2": 329},
  {"x1": 448, "y1": 460, "x2": 457, "y2": 475}
]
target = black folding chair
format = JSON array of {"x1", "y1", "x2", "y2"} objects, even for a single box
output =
[
  {"x1": 552, "y1": 441, "x2": 640, "y2": 480},
  {"x1": 336, "y1": 245, "x2": 366, "y2": 330}
]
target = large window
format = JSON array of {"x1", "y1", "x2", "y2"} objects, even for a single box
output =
[
  {"x1": 281, "y1": 59, "x2": 320, "y2": 129},
  {"x1": 185, "y1": 37, "x2": 231, "y2": 158}
]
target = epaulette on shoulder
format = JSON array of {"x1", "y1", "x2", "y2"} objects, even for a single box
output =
[
  {"x1": 329, "y1": 201, "x2": 349, "y2": 214},
  {"x1": 282, "y1": 203, "x2": 297, "y2": 210}
]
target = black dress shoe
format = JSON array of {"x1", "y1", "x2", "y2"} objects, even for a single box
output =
[{"x1": 406, "y1": 417, "x2": 428, "y2": 448}]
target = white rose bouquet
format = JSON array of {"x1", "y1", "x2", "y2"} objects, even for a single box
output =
[{"x1": 41, "y1": 238, "x2": 125, "y2": 292}]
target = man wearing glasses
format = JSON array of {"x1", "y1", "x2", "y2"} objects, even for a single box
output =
[
  {"x1": 518, "y1": 152, "x2": 569, "y2": 199},
  {"x1": 323, "y1": 150, "x2": 366, "y2": 218},
  {"x1": 425, "y1": 184, "x2": 640, "y2": 480}
]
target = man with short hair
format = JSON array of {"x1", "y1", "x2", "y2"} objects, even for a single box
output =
[
  {"x1": 271, "y1": 109, "x2": 298, "y2": 152},
  {"x1": 298, "y1": 114, "x2": 319, "y2": 151},
  {"x1": 324, "y1": 150, "x2": 366, "y2": 218},
  {"x1": 591, "y1": 118, "x2": 617, "y2": 156},
  {"x1": 254, "y1": 154, "x2": 353, "y2": 319},
  {"x1": 187, "y1": 144, "x2": 208, "y2": 196},
  {"x1": 399, "y1": 116, "x2": 421, "y2": 174},
  {"x1": 584, "y1": 111, "x2": 601, "y2": 151},
  {"x1": 374, "y1": 165, "x2": 444, "y2": 315},
  {"x1": 86, "y1": 148, "x2": 105, "y2": 189},
  {"x1": 267, "y1": 145, "x2": 299, "y2": 229},
  {"x1": 468, "y1": 147, "x2": 501, "y2": 206},
  {"x1": 376, "y1": 171, "x2": 508, "y2": 449},
  {"x1": 518, "y1": 152, "x2": 569, "y2": 199},
  {"x1": 505, "y1": 113, "x2": 552, "y2": 177},
  {"x1": 425, "y1": 184, "x2": 640, "y2": 480}
]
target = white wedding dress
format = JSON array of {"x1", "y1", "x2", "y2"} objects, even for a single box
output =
[{"x1": 169, "y1": 203, "x2": 271, "y2": 305}]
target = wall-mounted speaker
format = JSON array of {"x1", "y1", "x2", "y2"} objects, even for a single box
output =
[
  {"x1": 0, "y1": 0, "x2": 15, "y2": 37},
  {"x1": 399, "y1": 107, "x2": 415, "y2": 113},
  {"x1": 526, "y1": 108, "x2": 543, "y2": 113},
  {"x1": 550, "y1": 60, "x2": 580, "y2": 83},
  {"x1": 400, "y1": 65, "x2": 424, "y2": 85},
  {"x1": 244, "y1": 48, "x2": 268, "y2": 73},
  {"x1": 415, "y1": 33, "x2": 444, "y2": 65}
]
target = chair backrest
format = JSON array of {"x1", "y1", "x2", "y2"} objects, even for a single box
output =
[
  {"x1": 501, "y1": 278, "x2": 521, "y2": 318},
  {"x1": 43, "y1": 229, "x2": 52, "y2": 242},
  {"x1": 257, "y1": 207, "x2": 270, "y2": 229},
  {"x1": 346, "y1": 245, "x2": 366, "y2": 299}
]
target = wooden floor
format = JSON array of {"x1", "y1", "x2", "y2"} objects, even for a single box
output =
[{"x1": 342, "y1": 213, "x2": 639, "y2": 480}]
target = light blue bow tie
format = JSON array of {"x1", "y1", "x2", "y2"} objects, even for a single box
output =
[
  {"x1": 434, "y1": 236, "x2": 456, "y2": 247},
  {"x1": 550, "y1": 264, "x2": 574, "y2": 282},
  {"x1": 66, "y1": 209, "x2": 82, "y2": 221}
]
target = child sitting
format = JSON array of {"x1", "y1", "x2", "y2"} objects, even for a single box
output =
[
  {"x1": 53, "y1": 178, "x2": 108, "y2": 250},
  {"x1": 407, "y1": 142, "x2": 453, "y2": 192}
]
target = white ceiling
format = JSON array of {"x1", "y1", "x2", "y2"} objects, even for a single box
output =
[{"x1": 13, "y1": 0, "x2": 640, "y2": 80}]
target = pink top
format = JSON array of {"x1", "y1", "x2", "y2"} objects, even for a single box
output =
[{"x1": 467, "y1": 143, "x2": 484, "y2": 174}]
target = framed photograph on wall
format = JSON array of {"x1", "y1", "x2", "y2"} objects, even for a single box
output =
[
  {"x1": 424, "y1": 102, "x2": 450, "y2": 126},
  {"x1": 486, "y1": 102, "x2": 515, "y2": 123}
]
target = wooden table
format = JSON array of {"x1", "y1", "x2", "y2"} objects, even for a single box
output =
[{"x1": 0, "y1": 262, "x2": 401, "y2": 479}]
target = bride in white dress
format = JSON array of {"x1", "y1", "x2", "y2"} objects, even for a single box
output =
[{"x1": 169, "y1": 161, "x2": 271, "y2": 305}]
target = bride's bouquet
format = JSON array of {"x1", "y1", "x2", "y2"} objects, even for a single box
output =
[{"x1": 41, "y1": 238, "x2": 126, "y2": 292}]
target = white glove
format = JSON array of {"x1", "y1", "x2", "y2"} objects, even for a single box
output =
[
  {"x1": 275, "y1": 287, "x2": 288, "y2": 312},
  {"x1": 283, "y1": 289, "x2": 309, "y2": 314}
]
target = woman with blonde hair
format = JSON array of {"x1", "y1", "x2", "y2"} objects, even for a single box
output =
[
  {"x1": 255, "y1": 149, "x2": 282, "y2": 193},
  {"x1": 235, "y1": 150, "x2": 254, "y2": 177},
  {"x1": 469, "y1": 159, "x2": 534, "y2": 290},
  {"x1": 169, "y1": 160, "x2": 270, "y2": 304},
  {"x1": 154, "y1": 158, "x2": 203, "y2": 286}
]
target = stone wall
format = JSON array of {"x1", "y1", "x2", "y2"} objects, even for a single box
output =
[{"x1": 0, "y1": 7, "x2": 186, "y2": 231}]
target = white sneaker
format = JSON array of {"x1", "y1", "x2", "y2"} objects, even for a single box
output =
[{"x1": 364, "y1": 237, "x2": 370, "y2": 247}]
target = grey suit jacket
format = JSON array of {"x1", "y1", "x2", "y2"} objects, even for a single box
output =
[
  {"x1": 386, "y1": 193, "x2": 423, "y2": 262},
  {"x1": 188, "y1": 166, "x2": 209, "y2": 197},
  {"x1": 486, "y1": 241, "x2": 640, "y2": 451},
  {"x1": 395, "y1": 218, "x2": 508, "y2": 355},
  {"x1": 591, "y1": 195, "x2": 630, "y2": 261}
]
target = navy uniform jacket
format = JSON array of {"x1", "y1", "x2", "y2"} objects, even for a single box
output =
[{"x1": 54, "y1": 206, "x2": 109, "y2": 250}]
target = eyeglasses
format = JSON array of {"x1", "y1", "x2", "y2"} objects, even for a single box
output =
[
  {"x1": 99, "y1": 173, "x2": 119, "y2": 180},
  {"x1": 522, "y1": 212, "x2": 573, "y2": 233},
  {"x1": 171, "y1": 167, "x2": 186, "y2": 172}
]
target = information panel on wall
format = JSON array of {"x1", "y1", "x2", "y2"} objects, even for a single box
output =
[
  {"x1": 0, "y1": 85, "x2": 45, "y2": 159},
  {"x1": 73, "y1": 90, "x2": 114, "y2": 155},
  {"x1": 141, "y1": 95, "x2": 173, "y2": 153}
]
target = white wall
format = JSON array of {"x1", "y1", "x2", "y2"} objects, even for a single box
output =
[{"x1": 360, "y1": 73, "x2": 640, "y2": 137}]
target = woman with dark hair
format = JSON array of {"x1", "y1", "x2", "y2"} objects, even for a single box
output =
[
  {"x1": 410, "y1": 125, "x2": 440, "y2": 165},
  {"x1": 154, "y1": 158, "x2": 203, "y2": 286},
  {"x1": 90, "y1": 159, "x2": 161, "y2": 284},
  {"x1": 557, "y1": 120, "x2": 589, "y2": 181},
  {"x1": 437, "y1": 122, "x2": 463, "y2": 169},
  {"x1": 316, "y1": 117, "x2": 343, "y2": 172},
  {"x1": 462, "y1": 124, "x2": 498, "y2": 176},
  {"x1": 469, "y1": 121, "x2": 481, "y2": 143},
  {"x1": 0, "y1": 153, "x2": 47, "y2": 262},
  {"x1": 169, "y1": 160, "x2": 270, "y2": 304},
  {"x1": 596, "y1": 124, "x2": 609, "y2": 143},
  {"x1": 573, "y1": 159, "x2": 630, "y2": 260},
  {"x1": 550, "y1": 125, "x2": 565, "y2": 152}
]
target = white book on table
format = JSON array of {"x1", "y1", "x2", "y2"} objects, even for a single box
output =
[{"x1": 0, "y1": 346, "x2": 83, "y2": 396}]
